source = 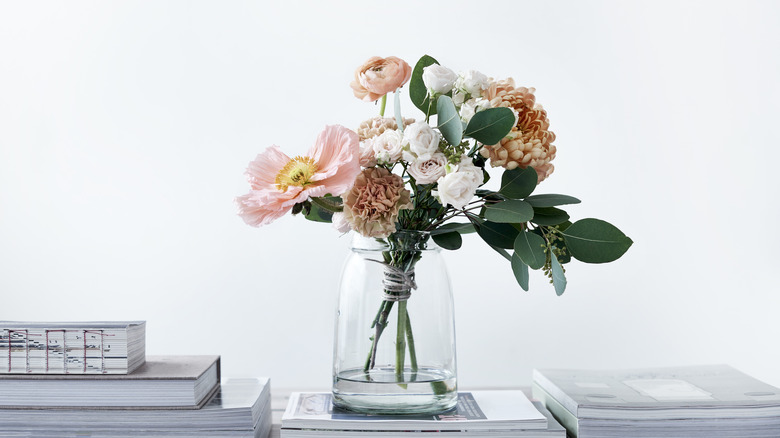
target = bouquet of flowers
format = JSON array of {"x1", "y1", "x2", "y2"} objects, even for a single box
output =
[{"x1": 237, "y1": 54, "x2": 631, "y2": 378}]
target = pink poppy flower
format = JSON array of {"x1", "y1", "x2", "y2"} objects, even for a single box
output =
[
  {"x1": 350, "y1": 56, "x2": 412, "y2": 102},
  {"x1": 236, "y1": 125, "x2": 360, "y2": 227}
]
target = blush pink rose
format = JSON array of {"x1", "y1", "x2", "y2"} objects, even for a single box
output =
[
  {"x1": 236, "y1": 125, "x2": 360, "y2": 227},
  {"x1": 350, "y1": 56, "x2": 412, "y2": 102}
]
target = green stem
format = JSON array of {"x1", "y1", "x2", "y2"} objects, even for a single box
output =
[
  {"x1": 405, "y1": 310, "x2": 418, "y2": 372},
  {"x1": 379, "y1": 94, "x2": 387, "y2": 117},
  {"x1": 364, "y1": 300, "x2": 394, "y2": 372},
  {"x1": 395, "y1": 301, "x2": 407, "y2": 380}
]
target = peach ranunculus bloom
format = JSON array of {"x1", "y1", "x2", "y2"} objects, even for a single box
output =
[
  {"x1": 236, "y1": 125, "x2": 360, "y2": 227},
  {"x1": 350, "y1": 56, "x2": 412, "y2": 102}
]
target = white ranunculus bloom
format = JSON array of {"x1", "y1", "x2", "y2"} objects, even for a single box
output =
[
  {"x1": 401, "y1": 121, "x2": 440, "y2": 162},
  {"x1": 455, "y1": 70, "x2": 489, "y2": 97},
  {"x1": 372, "y1": 129, "x2": 404, "y2": 165},
  {"x1": 435, "y1": 156, "x2": 484, "y2": 209},
  {"x1": 408, "y1": 152, "x2": 448, "y2": 185},
  {"x1": 459, "y1": 97, "x2": 493, "y2": 124},
  {"x1": 422, "y1": 64, "x2": 457, "y2": 95}
]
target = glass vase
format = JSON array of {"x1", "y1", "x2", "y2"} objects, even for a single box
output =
[{"x1": 332, "y1": 230, "x2": 457, "y2": 414}]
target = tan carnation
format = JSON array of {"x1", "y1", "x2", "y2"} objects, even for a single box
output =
[
  {"x1": 342, "y1": 167, "x2": 412, "y2": 238},
  {"x1": 357, "y1": 117, "x2": 415, "y2": 142},
  {"x1": 480, "y1": 78, "x2": 557, "y2": 182}
]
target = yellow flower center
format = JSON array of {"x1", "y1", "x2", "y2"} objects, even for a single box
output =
[{"x1": 275, "y1": 156, "x2": 318, "y2": 192}]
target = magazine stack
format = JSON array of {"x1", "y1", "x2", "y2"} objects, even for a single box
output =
[
  {"x1": 533, "y1": 365, "x2": 780, "y2": 438},
  {"x1": 0, "y1": 321, "x2": 271, "y2": 438}
]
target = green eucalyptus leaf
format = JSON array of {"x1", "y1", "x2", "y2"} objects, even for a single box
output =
[
  {"x1": 525, "y1": 194, "x2": 581, "y2": 208},
  {"x1": 430, "y1": 222, "x2": 475, "y2": 235},
  {"x1": 484, "y1": 200, "x2": 534, "y2": 223},
  {"x1": 490, "y1": 245, "x2": 513, "y2": 262},
  {"x1": 550, "y1": 250, "x2": 567, "y2": 296},
  {"x1": 437, "y1": 95, "x2": 462, "y2": 146},
  {"x1": 562, "y1": 218, "x2": 633, "y2": 263},
  {"x1": 531, "y1": 207, "x2": 570, "y2": 226},
  {"x1": 304, "y1": 201, "x2": 333, "y2": 223},
  {"x1": 514, "y1": 231, "x2": 547, "y2": 270},
  {"x1": 511, "y1": 253, "x2": 530, "y2": 291},
  {"x1": 476, "y1": 221, "x2": 519, "y2": 249},
  {"x1": 432, "y1": 231, "x2": 462, "y2": 250},
  {"x1": 464, "y1": 107, "x2": 516, "y2": 145},
  {"x1": 499, "y1": 167, "x2": 538, "y2": 199},
  {"x1": 409, "y1": 55, "x2": 439, "y2": 117}
]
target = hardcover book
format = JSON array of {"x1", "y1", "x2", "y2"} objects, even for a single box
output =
[{"x1": 0, "y1": 355, "x2": 220, "y2": 408}]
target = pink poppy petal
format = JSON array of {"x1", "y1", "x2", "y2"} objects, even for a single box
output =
[
  {"x1": 235, "y1": 192, "x2": 291, "y2": 227},
  {"x1": 245, "y1": 145, "x2": 290, "y2": 190},
  {"x1": 307, "y1": 125, "x2": 360, "y2": 196}
]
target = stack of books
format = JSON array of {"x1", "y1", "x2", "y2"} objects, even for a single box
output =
[
  {"x1": 532, "y1": 364, "x2": 780, "y2": 438},
  {"x1": 0, "y1": 321, "x2": 271, "y2": 438},
  {"x1": 280, "y1": 390, "x2": 566, "y2": 437}
]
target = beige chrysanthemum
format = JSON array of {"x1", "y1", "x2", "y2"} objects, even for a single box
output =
[
  {"x1": 479, "y1": 78, "x2": 557, "y2": 182},
  {"x1": 357, "y1": 117, "x2": 415, "y2": 142},
  {"x1": 342, "y1": 167, "x2": 412, "y2": 238}
]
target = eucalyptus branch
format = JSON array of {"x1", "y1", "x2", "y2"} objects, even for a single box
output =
[
  {"x1": 426, "y1": 204, "x2": 484, "y2": 230},
  {"x1": 310, "y1": 196, "x2": 343, "y2": 213}
]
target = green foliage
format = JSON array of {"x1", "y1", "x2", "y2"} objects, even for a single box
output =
[
  {"x1": 511, "y1": 253, "x2": 530, "y2": 291},
  {"x1": 430, "y1": 222, "x2": 475, "y2": 235},
  {"x1": 531, "y1": 207, "x2": 570, "y2": 226},
  {"x1": 514, "y1": 231, "x2": 547, "y2": 270},
  {"x1": 484, "y1": 200, "x2": 534, "y2": 223},
  {"x1": 409, "y1": 55, "x2": 439, "y2": 117},
  {"x1": 549, "y1": 249, "x2": 567, "y2": 296},
  {"x1": 464, "y1": 107, "x2": 516, "y2": 145},
  {"x1": 562, "y1": 218, "x2": 633, "y2": 263},
  {"x1": 475, "y1": 220, "x2": 519, "y2": 249},
  {"x1": 499, "y1": 167, "x2": 538, "y2": 199},
  {"x1": 489, "y1": 245, "x2": 513, "y2": 262},
  {"x1": 436, "y1": 95, "x2": 463, "y2": 146},
  {"x1": 432, "y1": 231, "x2": 462, "y2": 250},
  {"x1": 303, "y1": 201, "x2": 333, "y2": 223},
  {"x1": 525, "y1": 194, "x2": 581, "y2": 208}
]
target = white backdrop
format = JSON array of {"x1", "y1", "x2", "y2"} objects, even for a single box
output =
[{"x1": 1, "y1": 1, "x2": 779, "y2": 390}]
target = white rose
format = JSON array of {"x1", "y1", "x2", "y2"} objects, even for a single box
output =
[
  {"x1": 359, "y1": 140, "x2": 377, "y2": 167},
  {"x1": 456, "y1": 155, "x2": 484, "y2": 184},
  {"x1": 401, "y1": 121, "x2": 440, "y2": 162},
  {"x1": 436, "y1": 171, "x2": 480, "y2": 210},
  {"x1": 331, "y1": 212, "x2": 351, "y2": 234},
  {"x1": 452, "y1": 90, "x2": 466, "y2": 106},
  {"x1": 372, "y1": 129, "x2": 404, "y2": 165},
  {"x1": 455, "y1": 70, "x2": 489, "y2": 97},
  {"x1": 460, "y1": 97, "x2": 492, "y2": 124},
  {"x1": 408, "y1": 152, "x2": 447, "y2": 185},
  {"x1": 422, "y1": 64, "x2": 457, "y2": 95}
]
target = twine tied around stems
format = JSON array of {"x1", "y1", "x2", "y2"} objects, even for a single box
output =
[{"x1": 368, "y1": 260, "x2": 417, "y2": 301}]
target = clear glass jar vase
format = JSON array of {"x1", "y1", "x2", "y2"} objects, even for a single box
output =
[{"x1": 332, "y1": 230, "x2": 457, "y2": 414}]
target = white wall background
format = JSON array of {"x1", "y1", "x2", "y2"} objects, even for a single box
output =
[{"x1": 1, "y1": 1, "x2": 779, "y2": 390}]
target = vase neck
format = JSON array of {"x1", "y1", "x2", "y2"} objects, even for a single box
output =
[{"x1": 350, "y1": 230, "x2": 434, "y2": 252}]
